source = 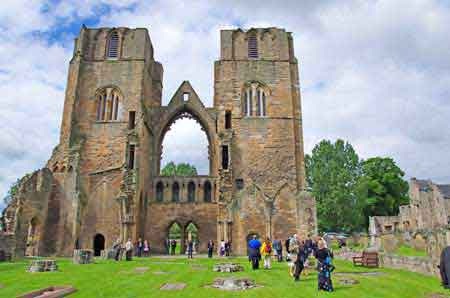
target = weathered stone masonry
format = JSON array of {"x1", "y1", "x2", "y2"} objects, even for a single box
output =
[{"x1": 1, "y1": 26, "x2": 316, "y2": 257}]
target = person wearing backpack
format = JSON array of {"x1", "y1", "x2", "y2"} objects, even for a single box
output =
[{"x1": 260, "y1": 237, "x2": 273, "y2": 269}]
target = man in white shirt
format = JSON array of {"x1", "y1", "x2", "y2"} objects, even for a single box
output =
[{"x1": 125, "y1": 238, "x2": 133, "y2": 261}]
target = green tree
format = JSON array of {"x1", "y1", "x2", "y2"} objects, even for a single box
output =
[
  {"x1": 161, "y1": 162, "x2": 198, "y2": 176},
  {"x1": 358, "y1": 157, "x2": 409, "y2": 219},
  {"x1": 2, "y1": 173, "x2": 32, "y2": 207},
  {"x1": 305, "y1": 139, "x2": 365, "y2": 233}
]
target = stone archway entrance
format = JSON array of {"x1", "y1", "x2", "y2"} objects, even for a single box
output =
[
  {"x1": 184, "y1": 222, "x2": 199, "y2": 254},
  {"x1": 168, "y1": 222, "x2": 182, "y2": 255},
  {"x1": 93, "y1": 233, "x2": 105, "y2": 256},
  {"x1": 25, "y1": 217, "x2": 41, "y2": 256}
]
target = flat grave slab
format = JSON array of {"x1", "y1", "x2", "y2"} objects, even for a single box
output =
[
  {"x1": 208, "y1": 277, "x2": 258, "y2": 291},
  {"x1": 134, "y1": 267, "x2": 149, "y2": 274},
  {"x1": 17, "y1": 286, "x2": 77, "y2": 298},
  {"x1": 335, "y1": 271, "x2": 386, "y2": 277},
  {"x1": 160, "y1": 283, "x2": 186, "y2": 291},
  {"x1": 153, "y1": 271, "x2": 176, "y2": 275},
  {"x1": 213, "y1": 263, "x2": 244, "y2": 273}
]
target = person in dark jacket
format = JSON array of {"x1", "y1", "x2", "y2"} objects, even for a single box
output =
[
  {"x1": 187, "y1": 240, "x2": 194, "y2": 259},
  {"x1": 248, "y1": 235, "x2": 262, "y2": 270},
  {"x1": 285, "y1": 237, "x2": 291, "y2": 261},
  {"x1": 293, "y1": 240, "x2": 308, "y2": 281},
  {"x1": 315, "y1": 239, "x2": 335, "y2": 291},
  {"x1": 439, "y1": 246, "x2": 450, "y2": 289},
  {"x1": 207, "y1": 240, "x2": 214, "y2": 258},
  {"x1": 170, "y1": 239, "x2": 177, "y2": 255}
]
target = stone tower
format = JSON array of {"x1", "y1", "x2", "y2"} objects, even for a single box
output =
[
  {"x1": 214, "y1": 28, "x2": 316, "y2": 254},
  {"x1": 0, "y1": 26, "x2": 316, "y2": 258}
]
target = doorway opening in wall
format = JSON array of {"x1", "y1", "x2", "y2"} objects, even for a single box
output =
[
  {"x1": 160, "y1": 115, "x2": 210, "y2": 176},
  {"x1": 168, "y1": 222, "x2": 182, "y2": 255},
  {"x1": 93, "y1": 233, "x2": 105, "y2": 257},
  {"x1": 25, "y1": 217, "x2": 41, "y2": 256},
  {"x1": 185, "y1": 222, "x2": 199, "y2": 254}
]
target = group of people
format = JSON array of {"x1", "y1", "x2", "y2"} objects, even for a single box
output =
[
  {"x1": 247, "y1": 234, "x2": 335, "y2": 292},
  {"x1": 112, "y1": 238, "x2": 150, "y2": 261},
  {"x1": 165, "y1": 239, "x2": 197, "y2": 257}
]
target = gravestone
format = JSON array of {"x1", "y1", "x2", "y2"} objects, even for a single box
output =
[
  {"x1": 213, "y1": 263, "x2": 244, "y2": 273},
  {"x1": 134, "y1": 267, "x2": 149, "y2": 274},
  {"x1": 160, "y1": 283, "x2": 186, "y2": 290},
  {"x1": 210, "y1": 277, "x2": 257, "y2": 291},
  {"x1": 17, "y1": 286, "x2": 76, "y2": 297},
  {"x1": 28, "y1": 260, "x2": 58, "y2": 272},
  {"x1": 338, "y1": 278, "x2": 359, "y2": 285},
  {"x1": 73, "y1": 250, "x2": 93, "y2": 264}
]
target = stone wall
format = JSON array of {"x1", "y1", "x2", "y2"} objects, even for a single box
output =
[
  {"x1": 380, "y1": 254, "x2": 438, "y2": 276},
  {"x1": 0, "y1": 234, "x2": 15, "y2": 259}
]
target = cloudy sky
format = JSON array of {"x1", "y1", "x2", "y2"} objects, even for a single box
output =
[{"x1": 1, "y1": 0, "x2": 450, "y2": 210}]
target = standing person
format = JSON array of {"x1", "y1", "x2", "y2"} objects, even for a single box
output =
[
  {"x1": 293, "y1": 240, "x2": 308, "y2": 281},
  {"x1": 207, "y1": 240, "x2": 214, "y2": 258},
  {"x1": 439, "y1": 246, "x2": 450, "y2": 289},
  {"x1": 125, "y1": 238, "x2": 133, "y2": 261},
  {"x1": 171, "y1": 239, "x2": 177, "y2": 255},
  {"x1": 136, "y1": 238, "x2": 143, "y2": 257},
  {"x1": 273, "y1": 239, "x2": 283, "y2": 262},
  {"x1": 305, "y1": 235, "x2": 313, "y2": 257},
  {"x1": 187, "y1": 240, "x2": 194, "y2": 259},
  {"x1": 248, "y1": 235, "x2": 262, "y2": 270},
  {"x1": 143, "y1": 240, "x2": 150, "y2": 257},
  {"x1": 285, "y1": 237, "x2": 291, "y2": 261},
  {"x1": 260, "y1": 237, "x2": 273, "y2": 269},
  {"x1": 315, "y1": 239, "x2": 335, "y2": 292},
  {"x1": 113, "y1": 238, "x2": 122, "y2": 261},
  {"x1": 220, "y1": 240, "x2": 226, "y2": 257}
]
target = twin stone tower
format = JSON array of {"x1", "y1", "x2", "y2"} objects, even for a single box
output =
[{"x1": 2, "y1": 26, "x2": 317, "y2": 257}]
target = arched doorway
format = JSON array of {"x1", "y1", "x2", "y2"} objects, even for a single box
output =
[
  {"x1": 93, "y1": 233, "x2": 105, "y2": 257},
  {"x1": 168, "y1": 222, "x2": 182, "y2": 255},
  {"x1": 25, "y1": 217, "x2": 40, "y2": 256},
  {"x1": 185, "y1": 222, "x2": 199, "y2": 253}
]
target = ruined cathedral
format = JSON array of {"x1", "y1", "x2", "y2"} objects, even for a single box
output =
[{"x1": 1, "y1": 26, "x2": 316, "y2": 257}]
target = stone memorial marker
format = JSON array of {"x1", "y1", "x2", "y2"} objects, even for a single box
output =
[
  {"x1": 160, "y1": 283, "x2": 186, "y2": 291},
  {"x1": 28, "y1": 260, "x2": 58, "y2": 272},
  {"x1": 73, "y1": 249, "x2": 93, "y2": 264},
  {"x1": 17, "y1": 286, "x2": 77, "y2": 298},
  {"x1": 209, "y1": 277, "x2": 257, "y2": 291},
  {"x1": 213, "y1": 263, "x2": 244, "y2": 273}
]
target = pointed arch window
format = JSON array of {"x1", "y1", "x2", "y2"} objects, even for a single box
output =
[
  {"x1": 96, "y1": 88, "x2": 121, "y2": 121},
  {"x1": 107, "y1": 31, "x2": 119, "y2": 58}
]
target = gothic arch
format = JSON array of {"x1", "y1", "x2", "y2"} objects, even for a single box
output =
[{"x1": 156, "y1": 82, "x2": 217, "y2": 176}]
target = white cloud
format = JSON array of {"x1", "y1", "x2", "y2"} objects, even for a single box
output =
[{"x1": 1, "y1": 0, "x2": 450, "y2": 212}]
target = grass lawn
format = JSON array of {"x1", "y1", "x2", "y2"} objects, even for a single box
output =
[
  {"x1": 394, "y1": 245, "x2": 428, "y2": 257},
  {"x1": 0, "y1": 256, "x2": 446, "y2": 298}
]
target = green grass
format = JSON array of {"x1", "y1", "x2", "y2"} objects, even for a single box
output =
[
  {"x1": 0, "y1": 256, "x2": 445, "y2": 298},
  {"x1": 394, "y1": 245, "x2": 427, "y2": 257}
]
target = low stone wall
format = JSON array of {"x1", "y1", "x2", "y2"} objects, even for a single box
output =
[
  {"x1": 0, "y1": 234, "x2": 16, "y2": 260},
  {"x1": 380, "y1": 254, "x2": 438, "y2": 276}
]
